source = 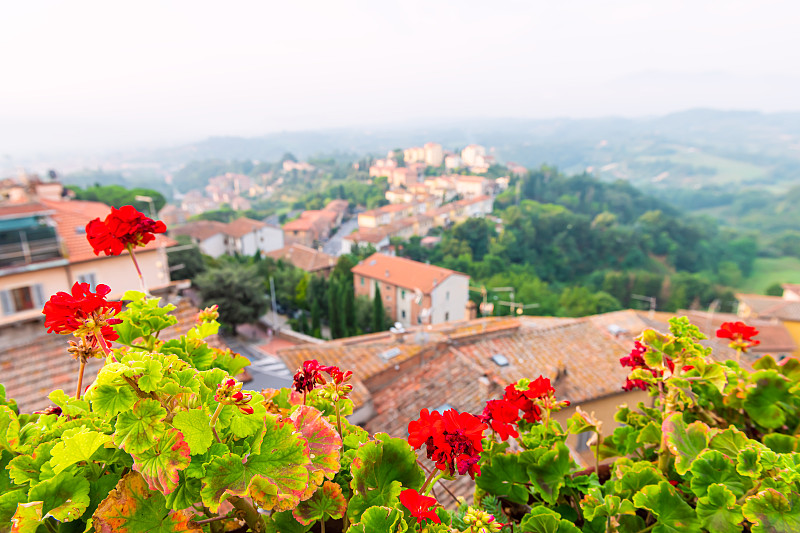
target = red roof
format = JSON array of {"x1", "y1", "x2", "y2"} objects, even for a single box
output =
[
  {"x1": 351, "y1": 253, "x2": 466, "y2": 294},
  {"x1": 0, "y1": 202, "x2": 53, "y2": 219},
  {"x1": 266, "y1": 243, "x2": 336, "y2": 273}
]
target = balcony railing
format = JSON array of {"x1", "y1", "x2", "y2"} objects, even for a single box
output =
[{"x1": 0, "y1": 228, "x2": 63, "y2": 268}]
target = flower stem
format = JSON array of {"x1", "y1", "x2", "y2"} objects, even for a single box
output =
[
  {"x1": 75, "y1": 359, "x2": 86, "y2": 399},
  {"x1": 420, "y1": 469, "x2": 444, "y2": 495},
  {"x1": 229, "y1": 496, "x2": 265, "y2": 533},
  {"x1": 95, "y1": 330, "x2": 112, "y2": 356},
  {"x1": 127, "y1": 244, "x2": 148, "y2": 294},
  {"x1": 595, "y1": 431, "x2": 601, "y2": 477},
  {"x1": 210, "y1": 403, "x2": 224, "y2": 427},
  {"x1": 334, "y1": 397, "x2": 344, "y2": 438},
  {"x1": 320, "y1": 519, "x2": 326, "y2": 533}
]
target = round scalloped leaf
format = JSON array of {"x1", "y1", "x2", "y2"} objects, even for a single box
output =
[
  {"x1": 613, "y1": 461, "x2": 664, "y2": 499},
  {"x1": 663, "y1": 414, "x2": 710, "y2": 475},
  {"x1": 348, "y1": 433, "x2": 424, "y2": 520},
  {"x1": 90, "y1": 384, "x2": 137, "y2": 418},
  {"x1": 346, "y1": 506, "x2": 408, "y2": 533},
  {"x1": 690, "y1": 450, "x2": 750, "y2": 498},
  {"x1": 292, "y1": 481, "x2": 348, "y2": 525},
  {"x1": 523, "y1": 442, "x2": 577, "y2": 505},
  {"x1": 29, "y1": 470, "x2": 90, "y2": 522},
  {"x1": 48, "y1": 389, "x2": 91, "y2": 417},
  {"x1": 580, "y1": 488, "x2": 636, "y2": 522},
  {"x1": 8, "y1": 442, "x2": 55, "y2": 486},
  {"x1": 0, "y1": 405, "x2": 21, "y2": 453},
  {"x1": 227, "y1": 397, "x2": 268, "y2": 439},
  {"x1": 132, "y1": 428, "x2": 191, "y2": 495},
  {"x1": 202, "y1": 415, "x2": 311, "y2": 513},
  {"x1": 113, "y1": 398, "x2": 167, "y2": 455},
  {"x1": 50, "y1": 428, "x2": 113, "y2": 475},
  {"x1": 93, "y1": 472, "x2": 201, "y2": 533},
  {"x1": 290, "y1": 405, "x2": 342, "y2": 493},
  {"x1": 172, "y1": 409, "x2": 214, "y2": 455},
  {"x1": 9, "y1": 501, "x2": 43, "y2": 533},
  {"x1": 0, "y1": 489, "x2": 28, "y2": 527},
  {"x1": 763, "y1": 433, "x2": 800, "y2": 453},
  {"x1": 476, "y1": 452, "x2": 532, "y2": 505},
  {"x1": 743, "y1": 488, "x2": 800, "y2": 533},
  {"x1": 632, "y1": 481, "x2": 700, "y2": 533},
  {"x1": 744, "y1": 370, "x2": 792, "y2": 430},
  {"x1": 709, "y1": 426, "x2": 751, "y2": 459},
  {"x1": 696, "y1": 483, "x2": 742, "y2": 533},
  {"x1": 737, "y1": 446, "x2": 764, "y2": 478},
  {"x1": 520, "y1": 506, "x2": 581, "y2": 533},
  {"x1": 266, "y1": 510, "x2": 313, "y2": 533}
]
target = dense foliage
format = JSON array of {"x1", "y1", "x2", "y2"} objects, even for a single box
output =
[{"x1": 67, "y1": 184, "x2": 167, "y2": 214}]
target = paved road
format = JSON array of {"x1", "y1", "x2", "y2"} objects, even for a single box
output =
[
  {"x1": 223, "y1": 334, "x2": 293, "y2": 390},
  {"x1": 323, "y1": 218, "x2": 358, "y2": 256}
]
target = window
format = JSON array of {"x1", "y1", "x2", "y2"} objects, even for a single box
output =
[
  {"x1": 401, "y1": 310, "x2": 406, "y2": 319},
  {"x1": 417, "y1": 316, "x2": 422, "y2": 324},
  {"x1": 1, "y1": 284, "x2": 45, "y2": 315},
  {"x1": 386, "y1": 284, "x2": 391, "y2": 291},
  {"x1": 445, "y1": 312, "x2": 450, "y2": 321},
  {"x1": 77, "y1": 273, "x2": 97, "y2": 291},
  {"x1": 401, "y1": 289, "x2": 406, "y2": 299},
  {"x1": 360, "y1": 276, "x2": 364, "y2": 286},
  {"x1": 446, "y1": 291, "x2": 450, "y2": 301}
]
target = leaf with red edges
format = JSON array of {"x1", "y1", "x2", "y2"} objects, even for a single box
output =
[
  {"x1": 290, "y1": 405, "x2": 342, "y2": 498},
  {"x1": 93, "y1": 471, "x2": 201, "y2": 533},
  {"x1": 292, "y1": 481, "x2": 347, "y2": 525},
  {"x1": 10, "y1": 501, "x2": 43, "y2": 533},
  {"x1": 132, "y1": 428, "x2": 191, "y2": 495}
]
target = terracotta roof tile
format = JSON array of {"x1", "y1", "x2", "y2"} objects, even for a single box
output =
[
  {"x1": 225, "y1": 217, "x2": 267, "y2": 238},
  {"x1": 265, "y1": 244, "x2": 336, "y2": 273},
  {"x1": 678, "y1": 310, "x2": 797, "y2": 354},
  {"x1": 171, "y1": 220, "x2": 228, "y2": 241},
  {"x1": 351, "y1": 253, "x2": 467, "y2": 293},
  {"x1": 0, "y1": 202, "x2": 53, "y2": 219},
  {"x1": 737, "y1": 293, "x2": 800, "y2": 321}
]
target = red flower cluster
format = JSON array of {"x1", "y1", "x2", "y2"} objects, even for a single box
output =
[
  {"x1": 86, "y1": 205, "x2": 166, "y2": 256},
  {"x1": 215, "y1": 378, "x2": 254, "y2": 415},
  {"x1": 292, "y1": 360, "x2": 353, "y2": 396},
  {"x1": 716, "y1": 321, "x2": 760, "y2": 352},
  {"x1": 619, "y1": 340, "x2": 674, "y2": 391},
  {"x1": 408, "y1": 408, "x2": 487, "y2": 479},
  {"x1": 478, "y1": 376, "x2": 566, "y2": 440},
  {"x1": 398, "y1": 489, "x2": 440, "y2": 524},
  {"x1": 42, "y1": 282, "x2": 122, "y2": 343}
]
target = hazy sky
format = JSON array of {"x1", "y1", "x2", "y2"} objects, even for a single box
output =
[{"x1": 2, "y1": 0, "x2": 800, "y2": 157}]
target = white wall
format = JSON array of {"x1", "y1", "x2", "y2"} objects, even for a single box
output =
[
  {"x1": 198, "y1": 233, "x2": 227, "y2": 258},
  {"x1": 429, "y1": 274, "x2": 469, "y2": 325}
]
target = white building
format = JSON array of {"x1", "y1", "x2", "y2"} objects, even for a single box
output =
[{"x1": 461, "y1": 144, "x2": 487, "y2": 167}]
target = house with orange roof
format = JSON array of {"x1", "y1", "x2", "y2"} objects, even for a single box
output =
[
  {"x1": 352, "y1": 253, "x2": 470, "y2": 327},
  {"x1": 736, "y1": 291, "x2": 800, "y2": 357},
  {"x1": 282, "y1": 209, "x2": 339, "y2": 247},
  {"x1": 0, "y1": 195, "x2": 174, "y2": 328},
  {"x1": 341, "y1": 228, "x2": 391, "y2": 255},
  {"x1": 171, "y1": 217, "x2": 283, "y2": 258},
  {"x1": 266, "y1": 243, "x2": 337, "y2": 277},
  {"x1": 453, "y1": 175, "x2": 492, "y2": 198}
]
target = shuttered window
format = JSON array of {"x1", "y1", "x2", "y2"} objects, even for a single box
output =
[{"x1": 0, "y1": 284, "x2": 45, "y2": 315}]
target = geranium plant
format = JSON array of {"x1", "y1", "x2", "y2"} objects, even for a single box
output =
[{"x1": 2, "y1": 205, "x2": 800, "y2": 533}]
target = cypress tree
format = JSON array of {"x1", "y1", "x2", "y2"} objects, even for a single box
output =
[
  {"x1": 372, "y1": 283, "x2": 385, "y2": 333},
  {"x1": 311, "y1": 298, "x2": 321, "y2": 338},
  {"x1": 335, "y1": 282, "x2": 347, "y2": 339},
  {"x1": 344, "y1": 281, "x2": 356, "y2": 336},
  {"x1": 328, "y1": 278, "x2": 341, "y2": 339}
]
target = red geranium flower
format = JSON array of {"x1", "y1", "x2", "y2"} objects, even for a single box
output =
[
  {"x1": 398, "y1": 489, "x2": 440, "y2": 524},
  {"x1": 408, "y1": 408, "x2": 487, "y2": 479},
  {"x1": 292, "y1": 359, "x2": 330, "y2": 393},
  {"x1": 619, "y1": 340, "x2": 676, "y2": 391},
  {"x1": 86, "y1": 205, "x2": 167, "y2": 256},
  {"x1": 716, "y1": 321, "x2": 760, "y2": 352},
  {"x1": 42, "y1": 282, "x2": 122, "y2": 342},
  {"x1": 478, "y1": 399, "x2": 520, "y2": 441}
]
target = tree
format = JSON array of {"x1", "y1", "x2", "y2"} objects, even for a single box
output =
[
  {"x1": 335, "y1": 283, "x2": 347, "y2": 340},
  {"x1": 166, "y1": 235, "x2": 206, "y2": 281},
  {"x1": 328, "y1": 279, "x2": 342, "y2": 339},
  {"x1": 766, "y1": 283, "x2": 784, "y2": 296},
  {"x1": 311, "y1": 298, "x2": 321, "y2": 338},
  {"x1": 194, "y1": 263, "x2": 267, "y2": 333},
  {"x1": 344, "y1": 282, "x2": 356, "y2": 336},
  {"x1": 372, "y1": 283, "x2": 385, "y2": 333}
]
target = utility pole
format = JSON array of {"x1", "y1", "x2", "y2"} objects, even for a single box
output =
[{"x1": 632, "y1": 294, "x2": 656, "y2": 319}]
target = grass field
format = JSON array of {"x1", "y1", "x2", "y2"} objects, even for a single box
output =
[{"x1": 736, "y1": 257, "x2": 800, "y2": 294}]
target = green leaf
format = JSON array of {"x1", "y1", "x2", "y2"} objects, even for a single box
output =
[
  {"x1": 0, "y1": 405, "x2": 21, "y2": 453},
  {"x1": 8, "y1": 442, "x2": 55, "y2": 486},
  {"x1": 738, "y1": 446, "x2": 764, "y2": 478},
  {"x1": 129, "y1": 357, "x2": 164, "y2": 393},
  {"x1": 710, "y1": 426, "x2": 751, "y2": 459},
  {"x1": 132, "y1": 428, "x2": 191, "y2": 495},
  {"x1": 164, "y1": 475, "x2": 200, "y2": 512},
  {"x1": 9, "y1": 501, "x2": 43, "y2": 533},
  {"x1": 632, "y1": 481, "x2": 700, "y2": 533},
  {"x1": 83, "y1": 472, "x2": 123, "y2": 522},
  {"x1": 49, "y1": 428, "x2": 112, "y2": 475},
  {"x1": 293, "y1": 481, "x2": 348, "y2": 525},
  {"x1": 29, "y1": 470, "x2": 90, "y2": 522},
  {"x1": 113, "y1": 398, "x2": 167, "y2": 454},
  {"x1": 201, "y1": 414, "x2": 311, "y2": 513},
  {"x1": 637, "y1": 421, "x2": 662, "y2": 446},
  {"x1": 113, "y1": 319, "x2": 147, "y2": 347},
  {"x1": 348, "y1": 433, "x2": 424, "y2": 520},
  {"x1": 346, "y1": 506, "x2": 408, "y2": 533},
  {"x1": 696, "y1": 483, "x2": 742, "y2": 533},
  {"x1": 523, "y1": 442, "x2": 576, "y2": 505},
  {"x1": 476, "y1": 452, "x2": 531, "y2": 505},
  {"x1": 743, "y1": 489, "x2": 800, "y2": 533},
  {"x1": 0, "y1": 450, "x2": 12, "y2": 493},
  {"x1": 172, "y1": 409, "x2": 213, "y2": 455},
  {"x1": 744, "y1": 370, "x2": 792, "y2": 430},
  {"x1": 689, "y1": 450, "x2": 750, "y2": 498},
  {"x1": 290, "y1": 405, "x2": 342, "y2": 497},
  {"x1": 663, "y1": 414, "x2": 710, "y2": 475},
  {"x1": 227, "y1": 399, "x2": 267, "y2": 439},
  {"x1": 266, "y1": 510, "x2": 313, "y2": 533},
  {"x1": 519, "y1": 506, "x2": 581, "y2": 533},
  {"x1": 0, "y1": 489, "x2": 27, "y2": 527},
  {"x1": 93, "y1": 471, "x2": 202, "y2": 533},
  {"x1": 763, "y1": 434, "x2": 800, "y2": 453},
  {"x1": 612, "y1": 460, "x2": 664, "y2": 499},
  {"x1": 88, "y1": 384, "x2": 137, "y2": 418},
  {"x1": 580, "y1": 488, "x2": 636, "y2": 522}
]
